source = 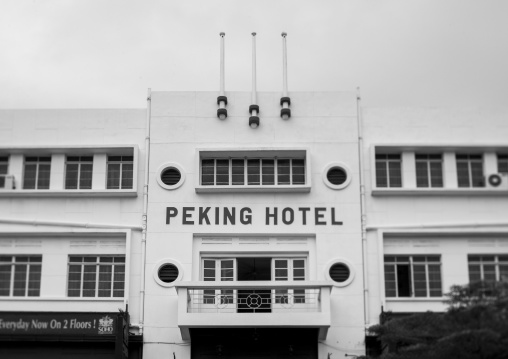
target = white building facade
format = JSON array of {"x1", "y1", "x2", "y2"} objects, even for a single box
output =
[
  {"x1": 144, "y1": 91, "x2": 366, "y2": 359},
  {"x1": 362, "y1": 107, "x2": 508, "y2": 328},
  {"x1": 2, "y1": 97, "x2": 507, "y2": 359},
  {"x1": 0, "y1": 109, "x2": 147, "y2": 358}
]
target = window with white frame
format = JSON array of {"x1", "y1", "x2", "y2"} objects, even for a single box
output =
[
  {"x1": 0, "y1": 156, "x2": 8, "y2": 188},
  {"x1": 65, "y1": 156, "x2": 93, "y2": 189},
  {"x1": 415, "y1": 154, "x2": 443, "y2": 188},
  {"x1": 0, "y1": 255, "x2": 42, "y2": 297},
  {"x1": 201, "y1": 158, "x2": 306, "y2": 186},
  {"x1": 23, "y1": 156, "x2": 51, "y2": 189},
  {"x1": 106, "y1": 156, "x2": 133, "y2": 189},
  {"x1": 456, "y1": 154, "x2": 484, "y2": 188},
  {"x1": 202, "y1": 258, "x2": 235, "y2": 304},
  {"x1": 384, "y1": 255, "x2": 442, "y2": 298},
  {"x1": 200, "y1": 257, "x2": 307, "y2": 306},
  {"x1": 375, "y1": 154, "x2": 402, "y2": 188},
  {"x1": 67, "y1": 256, "x2": 125, "y2": 298},
  {"x1": 273, "y1": 258, "x2": 306, "y2": 304},
  {"x1": 498, "y1": 154, "x2": 508, "y2": 174},
  {"x1": 468, "y1": 255, "x2": 508, "y2": 283}
]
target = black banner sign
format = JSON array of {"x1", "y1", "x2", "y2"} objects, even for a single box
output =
[{"x1": 0, "y1": 312, "x2": 116, "y2": 336}]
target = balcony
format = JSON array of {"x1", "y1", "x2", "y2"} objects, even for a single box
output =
[{"x1": 175, "y1": 281, "x2": 333, "y2": 340}]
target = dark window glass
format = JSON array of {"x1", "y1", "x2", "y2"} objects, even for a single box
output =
[
  {"x1": 376, "y1": 154, "x2": 401, "y2": 188},
  {"x1": 107, "y1": 155, "x2": 133, "y2": 189},
  {"x1": 262, "y1": 160, "x2": 275, "y2": 185},
  {"x1": 201, "y1": 159, "x2": 215, "y2": 186},
  {"x1": 277, "y1": 159, "x2": 290, "y2": 185},
  {"x1": 247, "y1": 159, "x2": 260, "y2": 185},
  {"x1": 232, "y1": 159, "x2": 245, "y2": 185},
  {"x1": 292, "y1": 159, "x2": 305, "y2": 184},
  {"x1": 457, "y1": 154, "x2": 484, "y2": 188},
  {"x1": 216, "y1": 159, "x2": 229, "y2": 185}
]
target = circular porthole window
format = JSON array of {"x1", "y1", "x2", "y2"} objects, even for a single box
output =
[
  {"x1": 326, "y1": 259, "x2": 354, "y2": 287},
  {"x1": 154, "y1": 259, "x2": 183, "y2": 287},
  {"x1": 158, "y1": 264, "x2": 179, "y2": 283},
  {"x1": 329, "y1": 263, "x2": 350, "y2": 282},
  {"x1": 323, "y1": 163, "x2": 352, "y2": 190},
  {"x1": 156, "y1": 163, "x2": 185, "y2": 190}
]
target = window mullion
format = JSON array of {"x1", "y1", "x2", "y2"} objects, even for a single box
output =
[
  {"x1": 243, "y1": 159, "x2": 247, "y2": 185},
  {"x1": 24, "y1": 262, "x2": 30, "y2": 296},
  {"x1": 9, "y1": 257, "x2": 15, "y2": 296},
  {"x1": 495, "y1": 256, "x2": 500, "y2": 281},
  {"x1": 424, "y1": 260, "x2": 430, "y2": 297},
  {"x1": 95, "y1": 258, "x2": 99, "y2": 298},
  {"x1": 410, "y1": 257, "x2": 415, "y2": 297},
  {"x1": 394, "y1": 263, "x2": 399, "y2": 297},
  {"x1": 289, "y1": 158, "x2": 293, "y2": 185},
  {"x1": 228, "y1": 159, "x2": 232, "y2": 185},
  {"x1": 80, "y1": 262, "x2": 84, "y2": 297},
  {"x1": 275, "y1": 159, "x2": 279, "y2": 185},
  {"x1": 427, "y1": 160, "x2": 431, "y2": 187},
  {"x1": 386, "y1": 161, "x2": 390, "y2": 187}
]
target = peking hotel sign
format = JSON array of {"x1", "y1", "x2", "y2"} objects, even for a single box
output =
[{"x1": 166, "y1": 206, "x2": 343, "y2": 226}]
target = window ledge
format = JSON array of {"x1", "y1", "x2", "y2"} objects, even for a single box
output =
[
  {"x1": 0, "y1": 189, "x2": 137, "y2": 197},
  {"x1": 0, "y1": 297, "x2": 124, "y2": 301},
  {"x1": 372, "y1": 188, "x2": 508, "y2": 196},
  {"x1": 195, "y1": 185, "x2": 311, "y2": 193},
  {"x1": 386, "y1": 297, "x2": 445, "y2": 302}
]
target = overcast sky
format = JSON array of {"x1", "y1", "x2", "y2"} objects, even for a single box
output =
[{"x1": 1, "y1": 0, "x2": 507, "y2": 109}]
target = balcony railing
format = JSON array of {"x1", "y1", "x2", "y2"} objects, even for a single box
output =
[{"x1": 175, "y1": 281, "x2": 333, "y2": 340}]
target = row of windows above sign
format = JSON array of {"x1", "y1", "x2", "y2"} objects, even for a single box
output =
[
  {"x1": 0, "y1": 148, "x2": 135, "y2": 193},
  {"x1": 0, "y1": 255, "x2": 125, "y2": 298},
  {"x1": 374, "y1": 148, "x2": 508, "y2": 192}
]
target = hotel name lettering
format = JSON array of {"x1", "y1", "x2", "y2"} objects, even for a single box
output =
[{"x1": 166, "y1": 207, "x2": 343, "y2": 226}]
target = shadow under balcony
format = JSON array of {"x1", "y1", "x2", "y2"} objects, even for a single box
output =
[{"x1": 175, "y1": 281, "x2": 333, "y2": 340}]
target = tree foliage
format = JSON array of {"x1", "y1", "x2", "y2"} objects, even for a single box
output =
[{"x1": 366, "y1": 281, "x2": 508, "y2": 359}]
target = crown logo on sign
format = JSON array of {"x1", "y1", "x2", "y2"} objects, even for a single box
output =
[{"x1": 99, "y1": 316, "x2": 114, "y2": 327}]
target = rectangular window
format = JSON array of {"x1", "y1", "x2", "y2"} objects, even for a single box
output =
[
  {"x1": 202, "y1": 258, "x2": 235, "y2": 304},
  {"x1": 498, "y1": 154, "x2": 508, "y2": 174},
  {"x1": 67, "y1": 256, "x2": 125, "y2": 298},
  {"x1": 384, "y1": 255, "x2": 442, "y2": 298},
  {"x1": 23, "y1": 156, "x2": 51, "y2": 189},
  {"x1": 375, "y1": 154, "x2": 402, "y2": 188},
  {"x1": 0, "y1": 156, "x2": 8, "y2": 188},
  {"x1": 468, "y1": 255, "x2": 508, "y2": 283},
  {"x1": 201, "y1": 158, "x2": 306, "y2": 186},
  {"x1": 415, "y1": 154, "x2": 443, "y2": 188},
  {"x1": 0, "y1": 255, "x2": 42, "y2": 297},
  {"x1": 456, "y1": 154, "x2": 484, "y2": 187},
  {"x1": 106, "y1": 156, "x2": 133, "y2": 189},
  {"x1": 273, "y1": 258, "x2": 306, "y2": 304},
  {"x1": 65, "y1": 156, "x2": 93, "y2": 189}
]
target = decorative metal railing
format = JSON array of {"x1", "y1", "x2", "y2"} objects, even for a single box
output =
[{"x1": 181, "y1": 282, "x2": 325, "y2": 314}]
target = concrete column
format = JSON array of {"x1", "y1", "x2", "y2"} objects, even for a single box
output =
[
  {"x1": 93, "y1": 154, "x2": 107, "y2": 190},
  {"x1": 443, "y1": 152, "x2": 457, "y2": 188},
  {"x1": 50, "y1": 154, "x2": 65, "y2": 190},
  {"x1": 9, "y1": 154, "x2": 24, "y2": 190},
  {"x1": 484, "y1": 152, "x2": 497, "y2": 176},
  {"x1": 402, "y1": 152, "x2": 416, "y2": 188}
]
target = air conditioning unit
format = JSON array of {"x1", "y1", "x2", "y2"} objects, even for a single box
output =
[
  {"x1": 487, "y1": 173, "x2": 508, "y2": 189},
  {"x1": 0, "y1": 174, "x2": 15, "y2": 190}
]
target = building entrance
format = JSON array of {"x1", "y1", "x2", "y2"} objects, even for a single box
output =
[{"x1": 190, "y1": 328, "x2": 318, "y2": 359}]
